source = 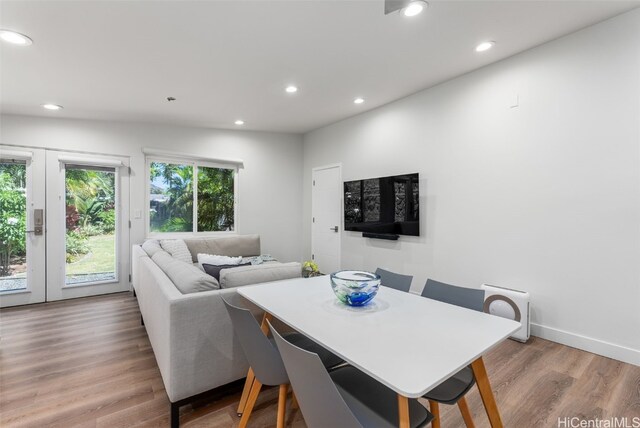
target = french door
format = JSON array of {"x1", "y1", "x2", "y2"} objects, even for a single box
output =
[
  {"x1": 0, "y1": 147, "x2": 46, "y2": 306},
  {"x1": 0, "y1": 146, "x2": 130, "y2": 307},
  {"x1": 45, "y1": 150, "x2": 130, "y2": 301}
]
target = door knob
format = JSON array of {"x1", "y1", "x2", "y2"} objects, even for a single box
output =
[{"x1": 330, "y1": 226, "x2": 339, "y2": 232}]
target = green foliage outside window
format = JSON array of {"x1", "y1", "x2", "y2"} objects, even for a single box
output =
[
  {"x1": 0, "y1": 164, "x2": 27, "y2": 276},
  {"x1": 66, "y1": 168, "x2": 116, "y2": 232},
  {"x1": 197, "y1": 166, "x2": 234, "y2": 232},
  {"x1": 149, "y1": 161, "x2": 234, "y2": 233},
  {"x1": 65, "y1": 229, "x2": 90, "y2": 263},
  {"x1": 65, "y1": 168, "x2": 116, "y2": 263},
  {"x1": 149, "y1": 162, "x2": 194, "y2": 232},
  {"x1": 0, "y1": 163, "x2": 117, "y2": 276}
]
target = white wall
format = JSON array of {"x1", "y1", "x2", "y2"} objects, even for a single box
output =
[
  {"x1": 0, "y1": 114, "x2": 305, "y2": 263},
  {"x1": 303, "y1": 9, "x2": 640, "y2": 365}
]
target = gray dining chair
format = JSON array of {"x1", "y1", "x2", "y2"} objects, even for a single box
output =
[
  {"x1": 375, "y1": 268, "x2": 413, "y2": 293},
  {"x1": 420, "y1": 278, "x2": 486, "y2": 428},
  {"x1": 222, "y1": 297, "x2": 343, "y2": 428},
  {"x1": 269, "y1": 319, "x2": 433, "y2": 428}
]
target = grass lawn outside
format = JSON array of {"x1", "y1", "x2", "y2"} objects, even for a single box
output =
[{"x1": 66, "y1": 234, "x2": 116, "y2": 276}]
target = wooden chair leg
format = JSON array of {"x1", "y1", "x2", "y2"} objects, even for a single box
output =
[
  {"x1": 239, "y1": 380, "x2": 262, "y2": 428},
  {"x1": 237, "y1": 368, "x2": 256, "y2": 416},
  {"x1": 429, "y1": 400, "x2": 441, "y2": 428},
  {"x1": 277, "y1": 384, "x2": 288, "y2": 428},
  {"x1": 458, "y1": 396, "x2": 476, "y2": 428}
]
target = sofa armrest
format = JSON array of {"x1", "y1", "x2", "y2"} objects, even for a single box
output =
[
  {"x1": 139, "y1": 255, "x2": 267, "y2": 402},
  {"x1": 138, "y1": 254, "x2": 302, "y2": 403},
  {"x1": 138, "y1": 257, "x2": 175, "y2": 395},
  {"x1": 166, "y1": 288, "x2": 253, "y2": 402},
  {"x1": 131, "y1": 244, "x2": 148, "y2": 293}
]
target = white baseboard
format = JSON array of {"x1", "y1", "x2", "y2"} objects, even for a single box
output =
[{"x1": 531, "y1": 323, "x2": 640, "y2": 366}]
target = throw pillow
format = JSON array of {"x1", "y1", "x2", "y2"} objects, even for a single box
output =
[
  {"x1": 152, "y1": 251, "x2": 219, "y2": 293},
  {"x1": 197, "y1": 253, "x2": 243, "y2": 267},
  {"x1": 160, "y1": 239, "x2": 193, "y2": 265},
  {"x1": 219, "y1": 262, "x2": 301, "y2": 289},
  {"x1": 240, "y1": 254, "x2": 278, "y2": 265},
  {"x1": 141, "y1": 239, "x2": 163, "y2": 257},
  {"x1": 202, "y1": 263, "x2": 251, "y2": 281}
]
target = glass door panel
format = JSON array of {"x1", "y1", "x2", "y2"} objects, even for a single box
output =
[
  {"x1": 0, "y1": 162, "x2": 28, "y2": 291},
  {"x1": 65, "y1": 165, "x2": 117, "y2": 286},
  {"x1": 0, "y1": 147, "x2": 46, "y2": 308}
]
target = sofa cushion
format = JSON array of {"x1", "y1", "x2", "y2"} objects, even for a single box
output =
[
  {"x1": 142, "y1": 239, "x2": 163, "y2": 257},
  {"x1": 160, "y1": 239, "x2": 193, "y2": 265},
  {"x1": 219, "y1": 262, "x2": 301, "y2": 289},
  {"x1": 183, "y1": 235, "x2": 260, "y2": 263},
  {"x1": 202, "y1": 263, "x2": 251, "y2": 281},
  {"x1": 152, "y1": 250, "x2": 219, "y2": 293}
]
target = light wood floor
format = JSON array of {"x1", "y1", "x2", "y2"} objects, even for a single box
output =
[{"x1": 1, "y1": 292, "x2": 639, "y2": 427}]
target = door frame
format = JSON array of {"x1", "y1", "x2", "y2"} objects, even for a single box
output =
[
  {"x1": 0, "y1": 146, "x2": 47, "y2": 307},
  {"x1": 45, "y1": 151, "x2": 131, "y2": 301},
  {"x1": 311, "y1": 163, "x2": 342, "y2": 273}
]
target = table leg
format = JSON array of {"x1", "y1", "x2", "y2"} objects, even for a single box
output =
[
  {"x1": 260, "y1": 312, "x2": 273, "y2": 334},
  {"x1": 470, "y1": 357, "x2": 503, "y2": 428},
  {"x1": 237, "y1": 312, "x2": 272, "y2": 416},
  {"x1": 398, "y1": 394, "x2": 410, "y2": 428}
]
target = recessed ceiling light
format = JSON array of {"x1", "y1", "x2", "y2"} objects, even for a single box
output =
[
  {"x1": 285, "y1": 85, "x2": 298, "y2": 94},
  {"x1": 0, "y1": 29, "x2": 33, "y2": 46},
  {"x1": 475, "y1": 41, "x2": 496, "y2": 52},
  {"x1": 234, "y1": 120, "x2": 245, "y2": 125},
  {"x1": 403, "y1": 0, "x2": 427, "y2": 17},
  {"x1": 42, "y1": 104, "x2": 63, "y2": 111},
  {"x1": 354, "y1": 97, "x2": 365, "y2": 104}
]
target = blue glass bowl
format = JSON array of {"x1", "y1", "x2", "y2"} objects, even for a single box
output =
[{"x1": 330, "y1": 270, "x2": 381, "y2": 307}]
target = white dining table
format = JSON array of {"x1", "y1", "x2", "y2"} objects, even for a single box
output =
[{"x1": 237, "y1": 275, "x2": 521, "y2": 428}]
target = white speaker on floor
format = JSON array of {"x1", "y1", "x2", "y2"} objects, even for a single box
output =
[{"x1": 481, "y1": 284, "x2": 530, "y2": 343}]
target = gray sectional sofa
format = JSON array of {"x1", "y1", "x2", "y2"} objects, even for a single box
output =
[{"x1": 131, "y1": 234, "x2": 301, "y2": 427}]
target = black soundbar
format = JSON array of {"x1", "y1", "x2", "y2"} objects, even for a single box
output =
[{"x1": 362, "y1": 232, "x2": 399, "y2": 240}]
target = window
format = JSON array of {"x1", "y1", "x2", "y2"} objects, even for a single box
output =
[
  {"x1": 148, "y1": 159, "x2": 236, "y2": 234},
  {"x1": 196, "y1": 166, "x2": 235, "y2": 232}
]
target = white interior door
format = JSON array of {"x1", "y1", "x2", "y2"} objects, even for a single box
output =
[
  {"x1": 45, "y1": 151, "x2": 130, "y2": 301},
  {"x1": 0, "y1": 147, "x2": 46, "y2": 307},
  {"x1": 312, "y1": 164, "x2": 342, "y2": 274}
]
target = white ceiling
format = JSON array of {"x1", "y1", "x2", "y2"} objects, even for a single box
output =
[{"x1": 1, "y1": 1, "x2": 638, "y2": 134}]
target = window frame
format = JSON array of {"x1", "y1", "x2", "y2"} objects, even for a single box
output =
[{"x1": 145, "y1": 155, "x2": 238, "y2": 238}]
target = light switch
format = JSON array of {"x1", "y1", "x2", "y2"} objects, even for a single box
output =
[
  {"x1": 134, "y1": 210, "x2": 142, "y2": 219},
  {"x1": 510, "y1": 94, "x2": 519, "y2": 109}
]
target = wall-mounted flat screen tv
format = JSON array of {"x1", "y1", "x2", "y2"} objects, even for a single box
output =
[{"x1": 344, "y1": 173, "x2": 419, "y2": 236}]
